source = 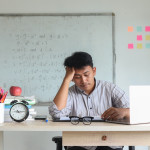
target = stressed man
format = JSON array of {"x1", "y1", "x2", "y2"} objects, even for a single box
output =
[{"x1": 49, "y1": 52, "x2": 129, "y2": 150}]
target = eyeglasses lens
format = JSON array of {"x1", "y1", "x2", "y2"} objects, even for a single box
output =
[
  {"x1": 71, "y1": 117, "x2": 79, "y2": 125},
  {"x1": 83, "y1": 117, "x2": 92, "y2": 125}
]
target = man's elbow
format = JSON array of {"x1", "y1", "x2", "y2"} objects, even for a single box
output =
[{"x1": 53, "y1": 101, "x2": 66, "y2": 111}]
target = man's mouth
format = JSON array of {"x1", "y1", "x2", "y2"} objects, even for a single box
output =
[{"x1": 80, "y1": 84, "x2": 89, "y2": 88}]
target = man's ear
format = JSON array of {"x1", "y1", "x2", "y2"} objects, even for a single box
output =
[{"x1": 93, "y1": 67, "x2": 96, "y2": 76}]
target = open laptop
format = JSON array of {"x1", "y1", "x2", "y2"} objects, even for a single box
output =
[{"x1": 107, "y1": 86, "x2": 150, "y2": 125}]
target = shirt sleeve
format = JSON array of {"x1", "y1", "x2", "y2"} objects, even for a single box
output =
[
  {"x1": 110, "y1": 84, "x2": 130, "y2": 108},
  {"x1": 48, "y1": 91, "x2": 72, "y2": 118}
]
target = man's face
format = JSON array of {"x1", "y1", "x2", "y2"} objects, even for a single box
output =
[{"x1": 72, "y1": 66, "x2": 96, "y2": 94}]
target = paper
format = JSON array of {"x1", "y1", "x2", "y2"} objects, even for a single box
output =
[
  {"x1": 145, "y1": 26, "x2": 150, "y2": 32},
  {"x1": 146, "y1": 43, "x2": 150, "y2": 48},
  {"x1": 137, "y1": 35, "x2": 142, "y2": 41},
  {"x1": 137, "y1": 26, "x2": 142, "y2": 32},
  {"x1": 137, "y1": 43, "x2": 142, "y2": 49},
  {"x1": 5, "y1": 95, "x2": 36, "y2": 105},
  {"x1": 60, "y1": 117, "x2": 70, "y2": 120},
  {"x1": 128, "y1": 43, "x2": 134, "y2": 49},
  {"x1": 128, "y1": 26, "x2": 133, "y2": 32},
  {"x1": 146, "y1": 35, "x2": 150, "y2": 40},
  {"x1": 0, "y1": 103, "x2": 4, "y2": 123},
  {"x1": 93, "y1": 116, "x2": 103, "y2": 120}
]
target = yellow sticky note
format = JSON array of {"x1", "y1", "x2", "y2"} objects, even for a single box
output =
[
  {"x1": 137, "y1": 43, "x2": 142, "y2": 49},
  {"x1": 128, "y1": 26, "x2": 133, "y2": 32},
  {"x1": 146, "y1": 35, "x2": 150, "y2": 40}
]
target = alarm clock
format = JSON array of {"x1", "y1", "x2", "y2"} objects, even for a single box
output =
[{"x1": 9, "y1": 102, "x2": 29, "y2": 122}]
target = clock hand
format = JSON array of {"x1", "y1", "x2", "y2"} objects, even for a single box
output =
[{"x1": 14, "y1": 110, "x2": 25, "y2": 113}]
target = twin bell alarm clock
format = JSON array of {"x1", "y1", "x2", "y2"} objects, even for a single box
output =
[{"x1": 9, "y1": 100, "x2": 29, "y2": 122}]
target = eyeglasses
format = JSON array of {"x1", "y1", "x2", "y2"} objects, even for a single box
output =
[{"x1": 69, "y1": 116, "x2": 94, "y2": 125}]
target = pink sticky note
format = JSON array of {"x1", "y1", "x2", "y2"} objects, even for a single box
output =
[
  {"x1": 128, "y1": 43, "x2": 133, "y2": 49},
  {"x1": 137, "y1": 35, "x2": 142, "y2": 41},
  {"x1": 145, "y1": 26, "x2": 150, "y2": 32}
]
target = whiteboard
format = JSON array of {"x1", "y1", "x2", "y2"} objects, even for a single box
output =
[{"x1": 0, "y1": 14, "x2": 115, "y2": 103}]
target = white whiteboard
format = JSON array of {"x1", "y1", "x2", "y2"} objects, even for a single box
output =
[{"x1": 0, "y1": 14, "x2": 115, "y2": 102}]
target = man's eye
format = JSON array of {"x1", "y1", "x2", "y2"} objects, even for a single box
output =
[
  {"x1": 84, "y1": 74, "x2": 89, "y2": 77},
  {"x1": 74, "y1": 76, "x2": 80, "y2": 79}
]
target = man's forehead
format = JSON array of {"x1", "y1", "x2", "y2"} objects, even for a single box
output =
[{"x1": 74, "y1": 66, "x2": 92, "y2": 75}]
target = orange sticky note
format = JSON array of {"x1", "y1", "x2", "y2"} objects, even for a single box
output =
[
  {"x1": 137, "y1": 43, "x2": 142, "y2": 49},
  {"x1": 128, "y1": 26, "x2": 133, "y2": 32},
  {"x1": 146, "y1": 35, "x2": 150, "y2": 40}
]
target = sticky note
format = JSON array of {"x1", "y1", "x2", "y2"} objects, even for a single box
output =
[
  {"x1": 137, "y1": 43, "x2": 142, "y2": 49},
  {"x1": 137, "y1": 35, "x2": 142, "y2": 41},
  {"x1": 146, "y1": 35, "x2": 150, "y2": 40},
  {"x1": 145, "y1": 26, "x2": 150, "y2": 32},
  {"x1": 146, "y1": 43, "x2": 150, "y2": 48},
  {"x1": 128, "y1": 26, "x2": 133, "y2": 32},
  {"x1": 128, "y1": 43, "x2": 134, "y2": 49},
  {"x1": 137, "y1": 26, "x2": 142, "y2": 32}
]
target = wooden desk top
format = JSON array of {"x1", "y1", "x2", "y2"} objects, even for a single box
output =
[{"x1": 1, "y1": 120, "x2": 150, "y2": 131}]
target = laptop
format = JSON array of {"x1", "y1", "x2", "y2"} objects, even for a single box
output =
[{"x1": 107, "y1": 86, "x2": 150, "y2": 125}]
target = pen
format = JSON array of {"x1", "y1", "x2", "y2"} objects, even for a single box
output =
[
  {"x1": 0, "y1": 88, "x2": 2, "y2": 99},
  {"x1": 0, "y1": 91, "x2": 8, "y2": 103},
  {"x1": 45, "y1": 117, "x2": 48, "y2": 123},
  {"x1": 0, "y1": 88, "x2": 4, "y2": 95}
]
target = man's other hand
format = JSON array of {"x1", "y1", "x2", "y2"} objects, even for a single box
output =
[{"x1": 101, "y1": 107, "x2": 129, "y2": 121}]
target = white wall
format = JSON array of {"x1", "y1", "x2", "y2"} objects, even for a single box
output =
[{"x1": 0, "y1": 0, "x2": 150, "y2": 150}]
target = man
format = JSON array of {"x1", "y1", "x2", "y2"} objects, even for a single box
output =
[{"x1": 49, "y1": 52, "x2": 130, "y2": 150}]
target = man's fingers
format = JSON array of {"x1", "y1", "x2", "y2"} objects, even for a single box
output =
[
  {"x1": 112, "y1": 114, "x2": 120, "y2": 121},
  {"x1": 65, "y1": 67, "x2": 75, "y2": 72},
  {"x1": 101, "y1": 108, "x2": 115, "y2": 120},
  {"x1": 109, "y1": 113, "x2": 119, "y2": 120},
  {"x1": 101, "y1": 107, "x2": 112, "y2": 118},
  {"x1": 102, "y1": 107, "x2": 127, "y2": 120}
]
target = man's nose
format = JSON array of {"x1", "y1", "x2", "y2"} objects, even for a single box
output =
[{"x1": 81, "y1": 76, "x2": 86, "y2": 83}]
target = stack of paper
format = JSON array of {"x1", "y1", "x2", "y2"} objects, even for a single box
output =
[{"x1": 4, "y1": 96, "x2": 36, "y2": 105}]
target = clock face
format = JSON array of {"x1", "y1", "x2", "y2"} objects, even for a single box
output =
[{"x1": 9, "y1": 103, "x2": 29, "y2": 122}]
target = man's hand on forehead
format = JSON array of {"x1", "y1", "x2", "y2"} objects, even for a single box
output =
[{"x1": 64, "y1": 67, "x2": 75, "y2": 82}]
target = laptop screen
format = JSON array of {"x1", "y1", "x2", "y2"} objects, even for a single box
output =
[{"x1": 130, "y1": 86, "x2": 150, "y2": 124}]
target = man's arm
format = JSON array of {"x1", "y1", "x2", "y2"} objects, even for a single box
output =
[
  {"x1": 101, "y1": 83, "x2": 130, "y2": 121},
  {"x1": 101, "y1": 107, "x2": 130, "y2": 121},
  {"x1": 53, "y1": 67, "x2": 75, "y2": 110}
]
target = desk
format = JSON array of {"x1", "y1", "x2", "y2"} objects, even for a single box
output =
[{"x1": 0, "y1": 121, "x2": 150, "y2": 150}]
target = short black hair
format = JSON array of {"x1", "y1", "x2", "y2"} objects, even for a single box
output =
[{"x1": 64, "y1": 51, "x2": 93, "y2": 69}]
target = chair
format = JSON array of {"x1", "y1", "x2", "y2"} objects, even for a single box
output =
[
  {"x1": 52, "y1": 136, "x2": 67, "y2": 150},
  {"x1": 52, "y1": 136, "x2": 135, "y2": 150}
]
